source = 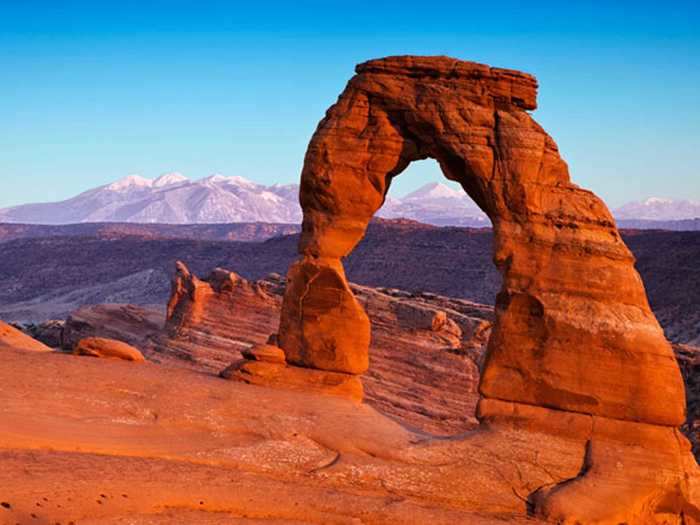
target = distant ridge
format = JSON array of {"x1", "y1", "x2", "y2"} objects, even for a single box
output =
[
  {"x1": 1, "y1": 174, "x2": 698, "y2": 230},
  {"x1": 616, "y1": 218, "x2": 700, "y2": 231},
  {"x1": 0, "y1": 222, "x2": 300, "y2": 243},
  {"x1": 615, "y1": 197, "x2": 700, "y2": 222},
  {"x1": 0, "y1": 173, "x2": 301, "y2": 225}
]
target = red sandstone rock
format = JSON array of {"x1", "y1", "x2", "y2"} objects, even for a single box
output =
[
  {"x1": 2, "y1": 55, "x2": 699, "y2": 524},
  {"x1": 156, "y1": 262, "x2": 490, "y2": 434},
  {"x1": 0, "y1": 347, "x2": 567, "y2": 524},
  {"x1": 12, "y1": 275, "x2": 697, "y2": 522},
  {"x1": 2, "y1": 339, "x2": 697, "y2": 524},
  {"x1": 279, "y1": 54, "x2": 684, "y2": 426},
  {"x1": 278, "y1": 257, "x2": 370, "y2": 374},
  {"x1": 274, "y1": 54, "x2": 697, "y2": 523},
  {"x1": 0, "y1": 320, "x2": 53, "y2": 353},
  {"x1": 73, "y1": 337, "x2": 145, "y2": 362},
  {"x1": 394, "y1": 303, "x2": 462, "y2": 347},
  {"x1": 163, "y1": 260, "x2": 281, "y2": 371}
]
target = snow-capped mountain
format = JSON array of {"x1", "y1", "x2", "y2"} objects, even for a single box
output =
[
  {"x1": 1, "y1": 174, "x2": 697, "y2": 229},
  {"x1": 379, "y1": 182, "x2": 490, "y2": 226},
  {"x1": 0, "y1": 173, "x2": 302, "y2": 224},
  {"x1": 0, "y1": 175, "x2": 489, "y2": 226},
  {"x1": 613, "y1": 197, "x2": 700, "y2": 222}
]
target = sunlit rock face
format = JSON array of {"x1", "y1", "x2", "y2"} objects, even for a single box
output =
[
  {"x1": 163, "y1": 261, "x2": 490, "y2": 434},
  {"x1": 276, "y1": 55, "x2": 698, "y2": 522}
]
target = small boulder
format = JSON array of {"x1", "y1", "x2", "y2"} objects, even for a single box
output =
[{"x1": 73, "y1": 337, "x2": 145, "y2": 362}]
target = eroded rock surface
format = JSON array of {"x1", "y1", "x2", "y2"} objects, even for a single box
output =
[
  {"x1": 17, "y1": 319, "x2": 65, "y2": 348},
  {"x1": 163, "y1": 260, "x2": 282, "y2": 371},
  {"x1": 53, "y1": 288, "x2": 700, "y2": 463},
  {"x1": 280, "y1": 54, "x2": 683, "y2": 423},
  {"x1": 0, "y1": 348, "x2": 556, "y2": 524}
]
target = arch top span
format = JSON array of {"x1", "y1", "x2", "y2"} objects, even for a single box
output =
[
  {"x1": 297, "y1": 55, "x2": 572, "y2": 260},
  {"x1": 355, "y1": 55, "x2": 539, "y2": 110}
]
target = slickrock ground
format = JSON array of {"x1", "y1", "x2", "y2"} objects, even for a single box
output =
[
  {"x1": 1, "y1": 346, "x2": 562, "y2": 524},
  {"x1": 2, "y1": 342, "x2": 698, "y2": 524}
]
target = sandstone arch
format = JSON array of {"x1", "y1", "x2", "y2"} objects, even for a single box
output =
[
  {"x1": 278, "y1": 55, "x2": 683, "y2": 425},
  {"x1": 275, "y1": 56, "x2": 698, "y2": 522}
]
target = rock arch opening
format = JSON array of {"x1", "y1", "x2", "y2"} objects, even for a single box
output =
[
  {"x1": 344, "y1": 157, "x2": 499, "y2": 436},
  {"x1": 377, "y1": 157, "x2": 492, "y2": 229}
]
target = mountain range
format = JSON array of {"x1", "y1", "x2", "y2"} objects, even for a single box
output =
[
  {"x1": 1, "y1": 173, "x2": 698, "y2": 229},
  {"x1": 0, "y1": 173, "x2": 301, "y2": 225}
]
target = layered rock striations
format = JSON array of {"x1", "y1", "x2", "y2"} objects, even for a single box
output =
[
  {"x1": 163, "y1": 261, "x2": 282, "y2": 371},
  {"x1": 162, "y1": 262, "x2": 490, "y2": 434},
  {"x1": 275, "y1": 55, "x2": 698, "y2": 522}
]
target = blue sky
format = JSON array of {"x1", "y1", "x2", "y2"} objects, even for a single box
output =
[{"x1": 1, "y1": 1, "x2": 698, "y2": 208}]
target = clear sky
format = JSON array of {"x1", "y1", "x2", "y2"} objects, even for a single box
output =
[{"x1": 1, "y1": 0, "x2": 698, "y2": 208}]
